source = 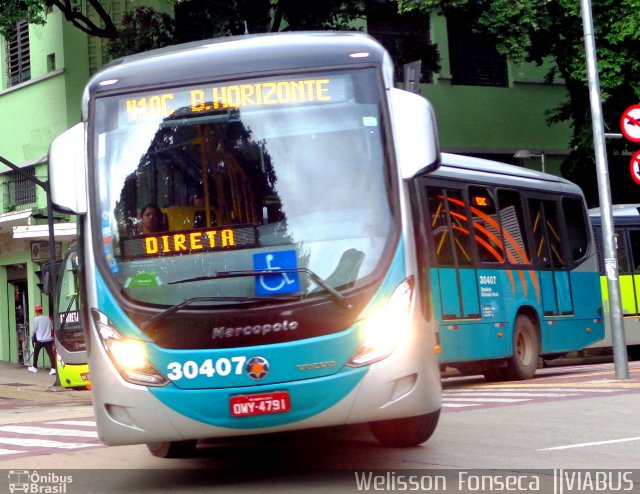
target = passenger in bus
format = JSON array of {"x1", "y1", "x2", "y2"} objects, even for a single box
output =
[{"x1": 139, "y1": 204, "x2": 166, "y2": 234}]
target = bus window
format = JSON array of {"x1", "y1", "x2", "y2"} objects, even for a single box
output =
[
  {"x1": 469, "y1": 186, "x2": 504, "y2": 264},
  {"x1": 630, "y1": 229, "x2": 640, "y2": 273},
  {"x1": 497, "y1": 189, "x2": 530, "y2": 265},
  {"x1": 562, "y1": 197, "x2": 589, "y2": 263},
  {"x1": 426, "y1": 187, "x2": 473, "y2": 267},
  {"x1": 529, "y1": 199, "x2": 565, "y2": 268},
  {"x1": 616, "y1": 229, "x2": 631, "y2": 275}
]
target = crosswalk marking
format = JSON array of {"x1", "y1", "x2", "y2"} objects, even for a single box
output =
[
  {"x1": 444, "y1": 396, "x2": 530, "y2": 403},
  {"x1": 0, "y1": 418, "x2": 101, "y2": 459},
  {"x1": 442, "y1": 403, "x2": 479, "y2": 408},
  {"x1": 0, "y1": 437, "x2": 96, "y2": 449},
  {"x1": 445, "y1": 391, "x2": 579, "y2": 397},
  {"x1": 0, "y1": 448, "x2": 26, "y2": 456},
  {"x1": 442, "y1": 362, "x2": 640, "y2": 411},
  {"x1": 0, "y1": 425, "x2": 98, "y2": 438},
  {"x1": 47, "y1": 420, "x2": 96, "y2": 427}
]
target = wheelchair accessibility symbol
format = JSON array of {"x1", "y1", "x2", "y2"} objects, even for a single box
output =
[{"x1": 253, "y1": 250, "x2": 300, "y2": 296}]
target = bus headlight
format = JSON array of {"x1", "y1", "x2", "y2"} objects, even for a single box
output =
[
  {"x1": 348, "y1": 277, "x2": 415, "y2": 367},
  {"x1": 91, "y1": 309, "x2": 168, "y2": 387}
]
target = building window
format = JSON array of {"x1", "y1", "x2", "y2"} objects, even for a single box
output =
[
  {"x1": 3, "y1": 167, "x2": 37, "y2": 212},
  {"x1": 47, "y1": 53, "x2": 56, "y2": 72},
  {"x1": 6, "y1": 19, "x2": 31, "y2": 86},
  {"x1": 447, "y1": 15, "x2": 508, "y2": 87},
  {"x1": 366, "y1": 1, "x2": 435, "y2": 84}
]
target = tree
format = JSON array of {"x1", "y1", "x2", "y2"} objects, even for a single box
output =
[
  {"x1": 107, "y1": 6, "x2": 174, "y2": 59},
  {"x1": 399, "y1": 0, "x2": 640, "y2": 206},
  {"x1": 0, "y1": 0, "x2": 119, "y2": 39},
  {"x1": 173, "y1": 0, "x2": 365, "y2": 43},
  {"x1": 0, "y1": 1, "x2": 368, "y2": 59}
]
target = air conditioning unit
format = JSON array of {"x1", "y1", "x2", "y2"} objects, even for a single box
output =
[{"x1": 31, "y1": 241, "x2": 61, "y2": 263}]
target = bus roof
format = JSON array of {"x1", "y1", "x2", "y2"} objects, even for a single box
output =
[
  {"x1": 589, "y1": 204, "x2": 640, "y2": 223},
  {"x1": 433, "y1": 153, "x2": 578, "y2": 193},
  {"x1": 84, "y1": 32, "x2": 393, "y2": 112}
]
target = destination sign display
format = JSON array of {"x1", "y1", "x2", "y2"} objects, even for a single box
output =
[
  {"x1": 122, "y1": 75, "x2": 351, "y2": 123},
  {"x1": 120, "y1": 225, "x2": 258, "y2": 259}
]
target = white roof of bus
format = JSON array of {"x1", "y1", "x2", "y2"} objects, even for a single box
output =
[
  {"x1": 438, "y1": 152, "x2": 569, "y2": 184},
  {"x1": 589, "y1": 204, "x2": 640, "y2": 217}
]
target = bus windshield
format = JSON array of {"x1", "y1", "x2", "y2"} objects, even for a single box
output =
[
  {"x1": 93, "y1": 67, "x2": 394, "y2": 308},
  {"x1": 56, "y1": 248, "x2": 83, "y2": 351}
]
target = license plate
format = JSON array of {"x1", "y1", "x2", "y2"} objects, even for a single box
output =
[{"x1": 230, "y1": 391, "x2": 291, "y2": 417}]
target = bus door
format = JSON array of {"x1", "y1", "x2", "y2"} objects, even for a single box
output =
[
  {"x1": 623, "y1": 229, "x2": 640, "y2": 345},
  {"x1": 528, "y1": 198, "x2": 573, "y2": 317},
  {"x1": 615, "y1": 228, "x2": 640, "y2": 317},
  {"x1": 425, "y1": 186, "x2": 481, "y2": 360}
]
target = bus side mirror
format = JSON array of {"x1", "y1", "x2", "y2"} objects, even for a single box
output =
[
  {"x1": 388, "y1": 87, "x2": 440, "y2": 179},
  {"x1": 48, "y1": 122, "x2": 87, "y2": 214}
]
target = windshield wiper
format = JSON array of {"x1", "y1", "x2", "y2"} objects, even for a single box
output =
[
  {"x1": 140, "y1": 295, "x2": 299, "y2": 331},
  {"x1": 169, "y1": 268, "x2": 353, "y2": 311}
]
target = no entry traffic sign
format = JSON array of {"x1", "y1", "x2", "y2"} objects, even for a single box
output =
[
  {"x1": 620, "y1": 104, "x2": 640, "y2": 142},
  {"x1": 630, "y1": 150, "x2": 640, "y2": 185}
]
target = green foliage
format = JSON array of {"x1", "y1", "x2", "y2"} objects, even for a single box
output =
[
  {"x1": 0, "y1": 0, "x2": 49, "y2": 39},
  {"x1": 173, "y1": 0, "x2": 273, "y2": 41},
  {"x1": 0, "y1": 0, "x2": 118, "y2": 39},
  {"x1": 173, "y1": 0, "x2": 365, "y2": 42},
  {"x1": 271, "y1": 0, "x2": 365, "y2": 31},
  {"x1": 400, "y1": 0, "x2": 640, "y2": 204},
  {"x1": 107, "y1": 6, "x2": 175, "y2": 59}
]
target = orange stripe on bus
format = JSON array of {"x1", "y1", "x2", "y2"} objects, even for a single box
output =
[
  {"x1": 529, "y1": 270, "x2": 540, "y2": 302},
  {"x1": 516, "y1": 269, "x2": 527, "y2": 298},
  {"x1": 506, "y1": 269, "x2": 516, "y2": 295}
]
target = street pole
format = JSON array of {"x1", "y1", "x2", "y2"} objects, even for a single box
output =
[
  {"x1": 0, "y1": 154, "x2": 60, "y2": 385},
  {"x1": 580, "y1": 0, "x2": 629, "y2": 378}
]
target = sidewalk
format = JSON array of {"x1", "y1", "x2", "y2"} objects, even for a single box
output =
[{"x1": 0, "y1": 360, "x2": 90, "y2": 402}]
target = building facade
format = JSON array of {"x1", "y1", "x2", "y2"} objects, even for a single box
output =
[{"x1": 0, "y1": 2, "x2": 571, "y2": 365}]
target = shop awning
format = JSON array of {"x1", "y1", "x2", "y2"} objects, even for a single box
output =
[{"x1": 13, "y1": 222, "x2": 77, "y2": 241}]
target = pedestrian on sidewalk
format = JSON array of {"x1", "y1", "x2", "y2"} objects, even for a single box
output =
[{"x1": 27, "y1": 305, "x2": 56, "y2": 375}]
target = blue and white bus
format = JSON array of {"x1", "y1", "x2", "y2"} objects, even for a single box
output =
[
  {"x1": 48, "y1": 32, "x2": 443, "y2": 457},
  {"x1": 413, "y1": 153, "x2": 604, "y2": 380}
]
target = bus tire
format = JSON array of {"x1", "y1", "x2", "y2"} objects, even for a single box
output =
[
  {"x1": 369, "y1": 409, "x2": 440, "y2": 447},
  {"x1": 146, "y1": 439, "x2": 197, "y2": 458},
  {"x1": 502, "y1": 314, "x2": 539, "y2": 380}
]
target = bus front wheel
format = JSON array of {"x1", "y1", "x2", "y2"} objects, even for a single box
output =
[
  {"x1": 502, "y1": 315, "x2": 539, "y2": 380},
  {"x1": 146, "y1": 439, "x2": 197, "y2": 458},
  {"x1": 369, "y1": 409, "x2": 440, "y2": 447}
]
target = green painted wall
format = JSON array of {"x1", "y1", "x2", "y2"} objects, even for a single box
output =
[
  {"x1": 0, "y1": 9, "x2": 71, "y2": 166},
  {"x1": 421, "y1": 14, "x2": 572, "y2": 168},
  {"x1": 422, "y1": 81, "x2": 571, "y2": 153},
  {"x1": 61, "y1": 12, "x2": 91, "y2": 126},
  {"x1": 0, "y1": 75, "x2": 68, "y2": 165}
]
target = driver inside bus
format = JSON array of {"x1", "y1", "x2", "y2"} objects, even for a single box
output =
[{"x1": 139, "y1": 204, "x2": 166, "y2": 234}]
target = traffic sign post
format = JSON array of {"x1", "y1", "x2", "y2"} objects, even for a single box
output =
[
  {"x1": 620, "y1": 104, "x2": 640, "y2": 143},
  {"x1": 630, "y1": 150, "x2": 640, "y2": 185},
  {"x1": 582, "y1": 0, "x2": 628, "y2": 379}
]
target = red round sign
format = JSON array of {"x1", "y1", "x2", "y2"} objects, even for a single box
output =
[
  {"x1": 630, "y1": 150, "x2": 640, "y2": 185},
  {"x1": 620, "y1": 104, "x2": 640, "y2": 142}
]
